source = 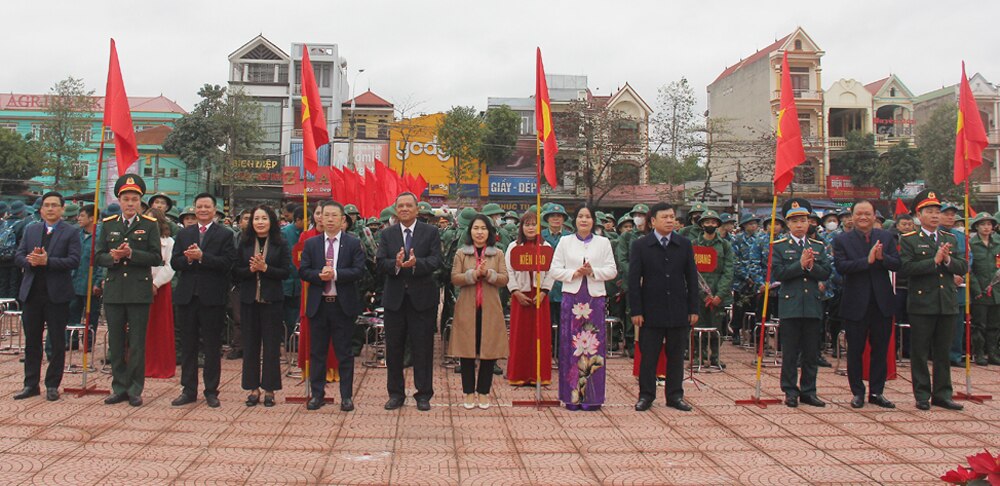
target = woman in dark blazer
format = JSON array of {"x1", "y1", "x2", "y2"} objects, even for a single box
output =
[{"x1": 233, "y1": 205, "x2": 290, "y2": 407}]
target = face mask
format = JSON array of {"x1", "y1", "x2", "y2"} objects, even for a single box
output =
[
  {"x1": 389, "y1": 217, "x2": 398, "y2": 226},
  {"x1": 633, "y1": 216, "x2": 645, "y2": 227},
  {"x1": 824, "y1": 221, "x2": 838, "y2": 232},
  {"x1": 954, "y1": 226, "x2": 965, "y2": 233},
  {"x1": 493, "y1": 216, "x2": 502, "y2": 226},
  {"x1": 702, "y1": 225, "x2": 717, "y2": 235}
]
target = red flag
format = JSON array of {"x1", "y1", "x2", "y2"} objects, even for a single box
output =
[
  {"x1": 969, "y1": 206, "x2": 978, "y2": 218},
  {"x1": 894, "y1": 198, "x2": 909, "y2": 217},
  {"x1": 413, "y1": 174, "x2": 429, "y2": 201},
  {"x1": 300, "y1": 45, "x2": 329, "y2": 175},
  {"x1": 330, "y1": 166, "x2": 344, "y2": 202},
  {"x1": 773, "y1": 51, "x2": 807, "y2": 194},
  {"x1": 536, "y1": 48, "x2": 558, "y2": 188},
  {"x1": 342, "y1": 168, "x2": 359, "y2": 216},
  {"x1": 104, "y1": 39, "x2": 138, "y2": 176},
  {"x1": 954, "y1": 61, "x2": 989, "y2": 185},
  {"x1": 365, "y1": 168, "x2": 380, "y2": 219},
  {"x1": 375, "y1": 159, "x2": 397, "y2": 207},
  {"x1": 391, "y1": 167, "x2": 405, "y2": 201}
]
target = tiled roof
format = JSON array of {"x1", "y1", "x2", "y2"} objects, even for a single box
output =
[
  {"x1": 712, "y1": 34, "x2": 790, "y2": 85},
  {"x1": 343, "y1": 90, "x2": 393, "y2": 108},
  {"x1": 865, "y1": 77, "x2": 889, "y2": 95}
]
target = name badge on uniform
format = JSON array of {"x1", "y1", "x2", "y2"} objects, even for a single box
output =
[
  {"x1": 109, "y1": 231, "x2": 121, "y2": 237},
  {"x1": 134, "y1": 230, "x2": 146, "y2": 235},
  {"x1": 995, "y1": 254, "x2": 1000, "y2": 269}
]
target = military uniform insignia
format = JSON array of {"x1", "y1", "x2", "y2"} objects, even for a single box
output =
[
  {"x1": 134, "y1": 230, "x2": 146, "y2": 235},
  {"x1": 103, "y1": 215, "x2": 118, "y2": 222}
]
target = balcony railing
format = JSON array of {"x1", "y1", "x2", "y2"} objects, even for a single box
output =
[
  {"x1": 990, "y1": 129, "x2": 1000, "y2": 145},
  {"x1": 975, "y1": 181, "x2": 1000, "y2": 194},
  {"x1": 773, "y1": 89, "x2": 822, "y2": 101}
]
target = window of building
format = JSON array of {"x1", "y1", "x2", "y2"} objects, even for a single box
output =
[
  {"x1": 0, "y1": 122, "x2": 17, "y2": 133},
  {"x1": 793, "y1": 157, "x2": 818, "y2": 185},
  {"x1": 378, "y1": 124, "x2": 389, "y2": 139},
  {"x1": 143, "y1": 167, "x2": 152, "y2": 177},
  {"x1": 296, "y1": 62, "x2": 331, "y2": 88},
  {"x1": 356, "y1": 124, "x2": 366, "y2": 139},
  {"x1": 889, "y1": 87, "x2": 896, "y2": 97},
  {"x1": 277, "y1": 64, "x2": 289, "y2": 84},
  {"x1": 520, "y1": 113, "x2": 534, "y2": 136},
  {"x1": 247, "y1": 63, "x2": 278, "y2": 84},
  {"x1": 611, "y1": 163, "x2": 640, "y2": 185},
  {"x1": 790, "y1": 66, "x2": 809, "y2": 96},
  {"x1": 169, "y1": 168, "x2": 179, "y2": 178},
  {"x1": 794, "y1": 40, "x2": 802, "y2": 50},
  {"x1": 69, "y1": 160, "x2": 88, "y2": 179}
]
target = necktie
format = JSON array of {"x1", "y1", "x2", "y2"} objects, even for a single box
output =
[
  {"x1": 199, "y1": 225, "x2": 207, "y2": 245},
  {"x1": 660, "y1": 236, "x2": 668, "y2": 249},
  {"x1": 404, "y1": 228, "x2": 413, "y2": 256},
  {"x1": 325, "y1": 237, "x2": 337, "y2": 295}
]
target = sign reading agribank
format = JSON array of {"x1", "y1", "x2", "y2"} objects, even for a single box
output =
[{"x1": 489, "y1": 175, "x2": 537, "y2": 196}]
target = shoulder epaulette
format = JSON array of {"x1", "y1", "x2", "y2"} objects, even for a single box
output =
[
  {"x1": 902, "y1": 231, "x2": 917, "y2": 237},
  {"x1": 141, "y1": 214, "x2": 157, "y2": 222},
  {"x1": 771, "y1": 238, "x2": 788, "y2": 245},
  {"x1": 809, "y1": 238, "x2": 824, "y2": 244},
  {"x1": 102, "y1": 215, "x2": 118, "y2": 222}
]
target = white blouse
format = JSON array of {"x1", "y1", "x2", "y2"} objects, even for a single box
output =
[
  {"x1": 549, "y1": 233, "x2": 617, "y2": 297},
  {"x1": 151, "y1": 236, "x2": 175, "y2": 289},
  {"x1": 505, "y1": 240, "x2": 555, "y2": 293}
]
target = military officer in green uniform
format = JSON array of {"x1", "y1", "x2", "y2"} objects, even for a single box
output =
[
  {"x1": 968, "y1": 212, "x2": 1000, "y2": 366},
  {"x1": 97, "y1": 175, "x2": 162, "y2": 407},
  {"x1": 772, "y1": 198, "x2": 831, "y2": 408},
  {"x1": 692, "y1": 210, "x2": 734, "y2": 368},
  {"x1": 900, "y1": 189, "x2": 968, "y2": 411}
]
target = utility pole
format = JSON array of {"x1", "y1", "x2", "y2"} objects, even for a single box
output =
[{"x1": 346, "y1": 68, "x2": 365, "y2": 171}]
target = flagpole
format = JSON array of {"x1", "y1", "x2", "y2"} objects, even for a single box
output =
[
  {"x1": 302, "y1": 169, "x2": 310, "y2": 398},
  {"x1": 65, "y1": 126, "x2": 110, "y2": 397},
  {"x1": 735, "y1": 192, "x2": 782, "y2": 408},
  {"x1": 955, "y1": 165, "x2": 992, "y2": 403}
]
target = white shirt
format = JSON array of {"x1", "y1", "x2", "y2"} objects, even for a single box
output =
[
  {"x1": 323, "y1": 231, "x2": 341, "y2": 296},
  {"x1": 198, "y1": 221, "x2": 214, "y2": 233},
  {"x1": 152, "y1": 236, "x2": 175, "y2": 288},
  {"x1": 505, "y1": 240, "x2": 555, "y2": 293},
  {"x1": 549, "y1": 234, "x2": 617, "y2": 296}
]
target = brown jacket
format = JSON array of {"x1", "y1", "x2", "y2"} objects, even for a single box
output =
[{"x1": 448, "y1": 245, "x2": 510, "y2": 359}]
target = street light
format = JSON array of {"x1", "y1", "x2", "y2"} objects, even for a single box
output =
[{"x1": 347, "y1": 68, "x2": 366, "y2": 170}]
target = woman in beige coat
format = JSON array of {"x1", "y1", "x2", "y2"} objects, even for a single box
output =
[{"x1": 449, "y1": 214, "x2": 510, "y2": 409}]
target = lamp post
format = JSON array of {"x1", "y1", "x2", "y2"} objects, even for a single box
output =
[{"x1": 346, "y1": 68, "x2": 366, "y2": 171}]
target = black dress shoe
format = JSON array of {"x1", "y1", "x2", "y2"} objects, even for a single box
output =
[
  {"x1": 931, "y1": 398, "x2": 964, "y2": 411},
  {"x1": 306, "y1": 397, "x2": 324, "y2": 410},
  {"x1": 916, "y1": 401, "x2": 931, "y2": 410},
  {"x1": 225, "y1": 349, "x2": 243, "y2": 360},
  {"x1": 384, "y1": 397, "x2": 405, "y2": 410},
  {"x1": 104, "y1": 393, "x2": 128, "y2": 405},
  {"x1": 493, "y1": 363, "x2": 503, "y2": 375},
  {"x1": 710, "y1": 359, "x2": 727, "y2": 370},
  {"x1": 206, "y1": 395, "x2": 221, "y2": 408},
  {"x1": 416, "y1": 399, "x2": 431, "y2": 411},
  {"x1": 800, "y1": 395, "x2": 826, "y2": 407},
  {"x1": 850, "y1": 395, "x2": 865, "y2": 409},
  {"x1": 46, "y1": 388, "x2": 59, "y2": 401},
  {"x1": 634, "y1": 397, "x2": 653, "y2": 411},
  {"x1": 666, "y1": 399, "x2": 692, "y2": 412},
  {"x1": 13, "y1": 387, "x2": 40, "y2": 400},
  {"x1": 171, "y1": 393, "x2": 196, "y2": 406},
  {"x1": 128, "y1": 395, "x2": 143, "y2": 407},
  {"x1": 817, "y1": 357, "x2": 832, "y2": 368},
  {"x1": 868, "y1": 394, "x2": 895, "y2": 409},
  {"x1": 340, "y1": 398, "x2": 355, "y2": 412},
  {"x1": 785, "y1": 396, "x2": 798, "y2": 408},
  {"x1": 245, "y1": 393, "x2": 260, "y2": 407},
  {"x1": 263, "y1": 393, "x2": 275, "y2": 408},
  {"x1": 453, "y1": 365, "x2": 462, "y2": 374}
]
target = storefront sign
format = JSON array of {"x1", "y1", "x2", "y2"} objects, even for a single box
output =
[
  {"x1": 489, "y1": 175, "x2": 537, "y2": 196},
  {"x1": 229, "y1": 157, "x2": 281, "y2": 183},
  {"x1": 827, "y1": 175, "x2": 879, "y2": 200}
]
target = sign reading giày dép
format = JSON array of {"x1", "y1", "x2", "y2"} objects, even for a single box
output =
[{"x1": 489, "y1": 175, "x2": 537, "y2": 196}]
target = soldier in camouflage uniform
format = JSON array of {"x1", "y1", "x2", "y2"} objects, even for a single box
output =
[
  {"x1": 731, "y1": 214, "x2": 763, "y2": 346},
  {"x1": 692, "y1": 211, "x2": 734, "y2": 367}
]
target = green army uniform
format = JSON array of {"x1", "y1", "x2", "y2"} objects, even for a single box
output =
[
  {"x1": 62, "y1": 202, "x2": 80, "y2": 226},
  {"x1": 97, "y1": 175, "x2": 163, "y2": 403},
  {"x1": 692, "y1": 210, "x2": 734, "y2": 366},
  {"x1": 440, "y1": 208, "x2": 477, "y2": 332},
  {"x1": 613, "y1": 204, "x2": 649, "y2": 348},
  {"x1": 772, "y1": 199, "x2": 831, "y2": 405},
  {"x1": 677, "y1": 202, "x2": 707, "y2": 240},
  {"x1": 900, "y1": 190, "x2": 968, "y2": 407},
  {"x1": 968, "y1": 213, "x2": 1000, "y2": 365}
]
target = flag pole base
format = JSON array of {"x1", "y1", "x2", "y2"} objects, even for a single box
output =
[
  {"x1": 952, "y1": 392, "x2": 992, "y2": 404},
  {"x1": 734, "y1": 396, "x2": 782, "y2": 408},
  {"x1": 64, "y1": 384, "x2": 109, "y2": 398},
  {"x1": 512, "y1": 399, "x2": 560, "y2": 409}
]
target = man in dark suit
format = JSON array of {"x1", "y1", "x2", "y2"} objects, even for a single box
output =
[
  {"x1": 376, "y1": 192, "x2": 442, "y2": 411},
  {"x1": 834, "y1": 200, "x2": 901, "y2": 409},
  {"x1": 170, "y1": 193, "x2": 237, "y2": 408},
  {"x1": 13, "y1": 192, "x2": 81, "y2": 401},
  {"x1": 299, "y1": 201, "x2": 365, "y2": 411},
  {"x1": 629, "y1": 202, "x2": 700, "y2": 412}
]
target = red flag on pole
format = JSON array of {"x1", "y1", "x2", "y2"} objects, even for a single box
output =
[
  {"x1": 954, "y1": 61, "x2": 989, "y2": 185},
  {"x1": 365, "y1": 168, "x2": 380, "y2": 219},
  {"x1": 375, "y1": 159, "x2": 397, "y2": 206},
  {"x1": 342, "y1": 168, "x2": 358, "y2": 215},
  {"x1": 536, "y1": 48, "x2": 558, "y2": 188},
  {"x1": 773, "y1": 51, "x2": 807, "y2": 194},
  {"x1": 894, "y1": 198, "x2": 909, "y2": 216},
  {"x1": 330, "y1": 166, "x2": 344, "y2": 201},
  {"x1": 104, "y1": 39, "x2": 138, "y2": 176},
  {"x1": 300, "y1": 45, "x2": 329, "y2": 175},
  {"x1": 413, "y1": 174, "x2": 428, "y2": 201}
]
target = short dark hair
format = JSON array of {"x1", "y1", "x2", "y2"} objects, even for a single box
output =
[
  {"x1": 466, "y1": 214, "x2": 497, "y2": 247},
  {"x1": 320, "y1": 200, "x2": 345, "y2": 214},
  {"x1": 895, "y1": 214, "x2": 913, "y2": 223},
  {"x1": 395, "y1": 192, "x2": 418, "y2": 206},
  {"x1": 851, "y1": 200, "x2": 875, "y2": 212},
  {"x1": 80, "y1": 204, "x2": 97, "y2": 218},
  {"x1": 648, "y1": 202, "x2": 675, "y2": 220},
  {"x1": 284, "y1": 202, "x2": 298, "y2": 214},
  {"x1": 40, "y1": 192, "x2": 64, "y2": 206},
  {"x1": 194, "y1": 193, "x2": 216, "y2": 206}
]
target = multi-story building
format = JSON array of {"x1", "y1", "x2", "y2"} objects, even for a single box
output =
[
  {"x1": 0, "y1": 93, "x2": 190, "y2": 207},
  {"x1": 228, "y1": 35, "x2": 351, "y2": 201},
  {"x1": 915, "y1": 73, "x2": 1000, "y2": 200},
  {"x1": 707, "y1": 27, "x2": 825, "y2": 196},
  {"x1": 333, "y1": 90, "x2": 393, "y2": 173}
]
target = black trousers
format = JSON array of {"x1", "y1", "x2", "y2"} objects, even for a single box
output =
[
  {"x1": 179, "y1": 297, "x2": 225, "y2": 397},
  {"x1": 909, "y1": 313, "x2": 955, "y2": 403},
  {"x1": 845, "y1": 299, "x2": 892, "y2": 397},
  {"x1": 241, "y1": 301, "x2": 283, "y2": 392},
  {"x1": 460, "y1": 309, "x2": 495, "y2": 395},
  {"x1": 637, "y1": 325, "x2": 688, "y2": 402},
  {"x1": 779, "y1": 318, "x2": 822, "y2": 398},
  {"x1": 22, "y1": 292, "x2": 68, "y2": 390},
  {"x1": 310, "y1": 300, "x2": 355, "y2": 400},
  {"x1": 385, "y1": 295, "x2": 435, "y2": 401}
]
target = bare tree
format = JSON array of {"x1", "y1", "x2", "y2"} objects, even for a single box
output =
[
  {"x1": 652, "y1": 76, "x2": 698, "y2": 160},
  {"x1": 42, "y1": 77, "x2": 96, "y2": 192},
  {"x1": 388, "y1": 94, "x2": 427, "y2": 176}
]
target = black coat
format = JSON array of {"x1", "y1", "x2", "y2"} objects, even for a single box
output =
[
  {"x1": 299, "y1": 232, "x2": 366, "y2": 318},
  {"x1": 376, "y1": 221, "x2": 442, "y2": 312},
  {"x1": 232, "y1": 235, "x2": 291, "y2": 305},
  {"x1": 15, "y1": 221, "x2": 81, "y2": 304},
  {"x1": 628, "y1": 231, "x2": 700, "y2": 328},
  {"x1": 833, "y1": 228, "x2": 902, "y2": 321},
  {"x1": 171, "y1": 223, "x2": 237, "y2": 306}
]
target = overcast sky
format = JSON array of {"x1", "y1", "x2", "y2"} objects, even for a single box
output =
[{"x1": 5, "y1": 0, "x2": 999, "y2": 116}]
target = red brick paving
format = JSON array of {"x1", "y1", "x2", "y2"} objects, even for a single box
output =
[{"x1": 1, "y1": 334, "x2": 998, "y2": 485}]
